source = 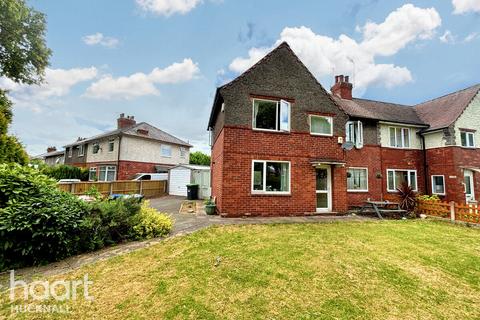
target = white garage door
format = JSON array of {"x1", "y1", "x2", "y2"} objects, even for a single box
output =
[{"x1": 169, "y1": 168, "x2": 191, "y2": 196}]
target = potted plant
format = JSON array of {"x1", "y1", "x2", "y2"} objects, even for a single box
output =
[{"x1": 204, "y1": 198, "x2": 216, "y2": 215}]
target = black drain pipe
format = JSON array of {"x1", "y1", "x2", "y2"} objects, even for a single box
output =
[{"x1": 421, "y1": 134, "x2": 428, "y2": 195}]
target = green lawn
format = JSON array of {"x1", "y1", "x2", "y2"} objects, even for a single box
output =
[{"x1": 2, "y1": 220, "x2": 480, "y2": 319}]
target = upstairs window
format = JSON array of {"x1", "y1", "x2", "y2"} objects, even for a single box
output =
[
  {"x1": 460, "y1": 131, "x2": 475, "y2": 148},
  {"x1": 346, "y1": 121, "x2": 363, "y2": 148},
  {"x1": 68, "y1": 147, "x2": 72, "y2": 158},
  {"x1": 108, "y1": 140, "x2": 115, "y2": 152},
  {"x1": 78, "y1": 144, "x2": 85, "y2": 157},
  {"x1": 92, "y1": 143, "x2": 100, "y2": 154},
  {"x1": 389, "y1": 127, "x2": 410, "y2": 148},
  {"x1": 310, "y1": 115, "x2": 333, "y2": 136},
  {"x1": 180, "y1": 147, "x2": 186, "y2": 158},
  {"x1": 161, "y1": 144, "x2": 172, "y2": 157},
  {"x1": 253, "y1": 99, "x2": 290, "y2": 132}
]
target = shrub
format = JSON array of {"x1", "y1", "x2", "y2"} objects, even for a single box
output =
[
  {"x1": 0, "y1": 164, "x2": 90, "y2": 269},
  {"x1": 85, "y1": 186, "x2": 103, "y2": 201},
  {"x1": 417, "y1": 194, "x2": 440, "y2": 202},
  {"x1": 397, "y1": 182, "x2": 416, "y2": 212},
  {"x1": 42, "y1": 164, "x2": 89, "y2": 181},
  {"x1": 133, "y1": 201, "x2": 172, "y2": 239}
]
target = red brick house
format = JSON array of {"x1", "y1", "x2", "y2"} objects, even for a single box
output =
[
  {"x1": 64, "y1": 114, "x2": 191, "y2": 181},
  {"x1": 207, "y1": 42, "x2": 480, "y2": 217}
]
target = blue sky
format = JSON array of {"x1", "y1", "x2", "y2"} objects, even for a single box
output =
[{"x1": 4, "y1": 0, "x2": 480, "y2": 155}]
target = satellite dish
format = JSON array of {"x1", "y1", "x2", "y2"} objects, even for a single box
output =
[{"x1": 342, "y1": 141, "x2": 354, "y2": 151}]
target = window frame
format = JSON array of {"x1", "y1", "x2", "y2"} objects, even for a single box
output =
[
  {"x1": 68, "y1": 147, "x2": 72, "y2": 158},
  {"x1": 92, "y1": 142, "x2": 100, "y2": 154},
  {"x1": 108, "y1": 140, "x2": 115, "y2": 152},
  {"x1": 252, "y1": 98, "x2": 291, "y2": 133},
  {"x1": 180, "y1": 147, "x2": 186, "y2": 158},
  {"x1": 347, "y1": 167, "x2": 369, "y2": 192},
  {"x1": 389, "y1": 127, "x2": 411, "y2": 149},
  {"x1": 98, "y1": 165, "x2": 116, "y2": 182},
  {"x1": 251, "y1": 160, "x2": 291, "y2": 195},
  {"x1": 160, "y1": 144, "x2": 172, "y2": 158},
  {"x1": 431, "y1": 175, "x2": 446, "y2": 195},
  {"x1": 309, "y1": 115, "x2": 333, "y2": 137},
  {"x1": 88, "y1": 167, "x2": 97, "y2": 181},
  {"x1": 78, "y1": 144, "x2": 85, "y2": 157},
  {"x1": 460, "y1": 131, "x2": 475, "y2": 148},
  {"x1": 345, "y1": 120, "x2": 363, "y2": 148},
  {"x1": 386, "y1": 169, "x2": 418, "y2": 192}
]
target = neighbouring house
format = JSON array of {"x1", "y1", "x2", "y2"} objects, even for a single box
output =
[
  {"x1": 64, "y1": 114, "x2": 191, "y2": 181},
  {"x1": 32, "y1": 147, "x2": 65, "y2": 166},
  {"x1": 207, "y1": 42, "x2": 480, "y2": 217}
]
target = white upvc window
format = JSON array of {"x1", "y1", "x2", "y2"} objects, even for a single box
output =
[
  {"x1": 180, "y1": 147, "x2": 186, "y2": 158},
  {"x1": 88, "y1": 167, "x2": 97, "y2": 181},
  {"x1": 68, "y1": 147, "x2": 72, "y2": 158},
  {"x1": 92, "y1": 142, "x2": 100, "y2": 154},
  {"x1": 431, "y1": 175, "x2": 446, "y2": 195},
  {"x1": 389, "y1": 127, "x2": 410, "y2": 148},
  {"x1": 252, "y1": 160, "x2": 290, "y2": 194},
  {"x1": 78, "y1": 144, "x2": 85, "y2": 157},
  {"x1": 98, "y1": 165, "x2": 116, "y2": 182},
  {"x1": 309, "y1": 115, "x2": 333, "y2": 136},
  {"x1": 108, "y1": 140, "x2": 114, "y2": 152},
  {"x1": 346, "y1": 121, "x2": 363, "y2": 148},
  {"x1": 347, "y1": 167, "x2": 368, "y2": 192},
  {"x1": 252, "y1": 98, "x2": 290, "y2": 132},
  {"x1": 161, "y1": 144, "x2": 172, "y2": 157},
  {"x1": 460, "y1": 131, "x2": 475, "y2": 148},
  {"x1": 387, "y1": 169, "x2": 417, "y2": 192}
]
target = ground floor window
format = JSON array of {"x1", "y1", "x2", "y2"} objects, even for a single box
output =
[
  {"x1": 252, "y1": 160, "x2": 290, "y2": 194},
  {"x1": 431, "y1": 175, "x2": 445, "y2": 195},
  {"x1": 98, "y1": 165, "x2": 116, "y2": 182},
  {"x1": 89, "y1": 167, "x2": 97, "y2": 181},
  {"x1": 387, "y1": 169, "x2": 417, "y2": 192},
  {"x1": 347, "y1": 168, "x2": 368, "y2": 192}
]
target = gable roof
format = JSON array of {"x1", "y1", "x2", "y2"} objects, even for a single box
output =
[
  {"x1": 64, "y1": 122, "x2": 192, "y2": 148},
  {"x1": 32, "y1": 149, "x2": 65, "y2": 160},
  {"x1": 207, "y1": 41, "x2": 343, "y2": 129},
  {"x1": 414, "y1": 84, "x2": 480, "y2": 131},
  {"x1": 333, "y1": 96, "x2": 427, "y2": 126}
]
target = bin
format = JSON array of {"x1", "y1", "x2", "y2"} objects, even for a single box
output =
[{"x1": 187, "y1": 184, "x2": 199, "y2": 200}]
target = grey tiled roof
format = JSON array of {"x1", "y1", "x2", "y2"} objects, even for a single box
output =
[
  {"x1": 414, "y1": 84, "x2": 480, "y2": 131},
  {"x1": 32, "y1": 150, "x2": 65, "y2": 159},
  {"x1": 333, "y1": 96, "x2": 426, "y2": 125},
  {"x1": 64, "y1": 122, "x2": 191, "y2": 148}
]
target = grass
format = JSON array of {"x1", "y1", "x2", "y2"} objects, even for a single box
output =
[{"x1": 1, "y1": 220, "x2": 480, "y2": 319}]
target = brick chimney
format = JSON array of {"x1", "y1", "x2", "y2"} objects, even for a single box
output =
[
  {"x1": 331, "y1": 75, "x2": 353, "y2": 100},
  {"x1": 46, "y1": 146, "x2": 57, "y2": 153},
  {"x1": 117, "y1": 113, "x2": 136, "y2": 129}
]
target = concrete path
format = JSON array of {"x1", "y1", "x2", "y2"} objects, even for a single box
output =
[{"x1": 1, "y1": 196, "x2": 371, "y2": 284}]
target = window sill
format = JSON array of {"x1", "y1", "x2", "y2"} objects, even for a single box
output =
[
  {"x1": 460, "y1": 146, "x2": 476, "y2": 149},
  {"x1": 252, "y1": 128, "x2": 290, "y2": 134},
  {"x1": 251, "y1": 192, "x2": 291, "y2": 196},
  {"x1": 310, "y1": 133, "x2": 333, "y2": 137},
  {"x1": 347, "y1": 190, "x2": 369, "y2": 193}
]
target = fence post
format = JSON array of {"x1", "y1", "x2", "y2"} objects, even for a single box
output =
[
  {"x1": 139, "y1": 180, "x2": 143, "y2": 195},
  {"x1": 449, "y1": 201, "x2": 455, "y2": 222},
  {"x1": 109, "y1": 182, "x2": 113, "y2": 196}
]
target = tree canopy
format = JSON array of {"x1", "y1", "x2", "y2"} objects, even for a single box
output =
[
  {"x1": 189, "y1": 151, "x2": 211, "y2": 166},
  {"x1": 0, "y1": 0, "x2": 51, "y2": 164}
]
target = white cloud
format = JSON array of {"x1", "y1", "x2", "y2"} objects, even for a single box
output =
[
  {"x1": 452, "y1": 0, "x2": 480, "y2": 14},
  {"x1": 85, "y1": 58, "x2": 199, "y2": 99},
  {"x1": 464, "y1": 32, "x2": 479, "y2": 42},
  {"x1": 136, "y1": 0, "x2": 202, "y2": 16},
  {"x1": 439, "y1": 30, "x2": 456, "y2": 43},
  {"x1": 228, "y1": 4, "x2": 441, "y2": 94},
  {"x1": 82, "y1": 33, "x2": 119, "y2": 48},
  {"x1": 0, "y1": 67, "x2": 98, "y2": 111}
]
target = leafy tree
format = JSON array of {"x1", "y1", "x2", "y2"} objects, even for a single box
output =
[
  {"x1": 189, "y1": 151, "x2": 211, "y2": 166},
  {"x1": 0, "y1": 0, "x2": 51, "y2": 164}
]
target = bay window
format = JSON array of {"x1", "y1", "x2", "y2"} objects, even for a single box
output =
[
  {"x1": 252, "y1": 160, "x2": 290, "y2": 194},
  {"x1": 389, "y1": 127, "x2": 410, "y2": 148},
  {"x1": 253, "y1": 99, "x2": 290, "y2": 132},
  {"x1": 387, "y1": 169, "x2": 417, "y2": 192},
  {"x1": 347, "y1": 168, "x2": 368, "y2": 192}
]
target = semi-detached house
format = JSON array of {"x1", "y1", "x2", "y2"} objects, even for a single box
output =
[
  {"x1": 64, "y1": 114, "x2": 191, "y2": 181},
  {"x1": 207, "y1": 42, "x2": 480, "y2": 217}
]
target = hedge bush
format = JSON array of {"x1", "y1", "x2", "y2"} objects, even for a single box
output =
[
  {"x1": 42, "y1": 164, "x2": 89, "y2": 181},
  {"x1": 133, "y1": 201, "x2": 172, "y2": 239},
  {"x1": 0, "y1": 164, "x2": 173, "y2": 271}
]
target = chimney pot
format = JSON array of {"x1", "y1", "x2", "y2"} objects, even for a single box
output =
[
  {"x1": 117, "y1": 113, "x2": 136, "y2": 129},
  {"x1": 345, "y1": 76, "x2": 350, "y2": 83},
  {"x1": 331, "y1": 74, "x2": 353, "y2": 100},
  {"x1": 47, "y1": 146, "x2": 57, "y2": 153}
]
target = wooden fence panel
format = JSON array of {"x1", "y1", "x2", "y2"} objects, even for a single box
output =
[
  {"x1": 416, "y1": 200, "x2": 450, "y2": 218},
  {"x1": 455, "y1": 203, "x2": 480, "y2": 223},
  {"x1": 57, "y1": 180, "x2": 167, "y2": 198}
]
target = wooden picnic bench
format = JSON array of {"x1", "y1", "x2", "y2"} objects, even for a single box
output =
[{"x1": 358, "y1": 201, "x2": 407, "y2": 219}]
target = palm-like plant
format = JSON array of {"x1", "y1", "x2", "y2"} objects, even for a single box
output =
[{"x1": 397, "y1": 182, "x2": 416, "y2": 212}]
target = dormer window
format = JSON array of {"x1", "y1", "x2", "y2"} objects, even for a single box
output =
[
  {"x1": 389, "y1": 127, "x2": 410, "y2": 148},
  {"x1": 460, "y1": 130, "x2": 475, "y2": 148},
  {"x1": 345, "y1": 121, "x2": 363, "y2": 148},
  {"x1": 252, "y1": 98, "x2": 290, "y2": 132}
]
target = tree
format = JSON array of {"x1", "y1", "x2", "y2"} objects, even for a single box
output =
[
  {"x1": 0, "y1": 0, "x2": 51, "y2": 164},
  {"x1": 189, "y1": 151, "x2": 211, "y2": 166}
]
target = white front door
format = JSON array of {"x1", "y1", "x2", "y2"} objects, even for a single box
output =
[
  {"x1": 316, "y1": 166, "x2": 332, "y2": 212},
  {"x1": 464, "y1": 169, "x2": 475, "y2": 203}
]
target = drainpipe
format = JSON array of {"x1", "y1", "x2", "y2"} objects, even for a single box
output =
[
  {"x1": 421, "y1": 134, "x2": 428, "y2": 195},
  {"x1": 116, "y1": 135, "x2": 122, "y2": 180}
]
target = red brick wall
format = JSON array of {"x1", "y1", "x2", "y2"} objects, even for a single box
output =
[
  {"x1": 426, "y1": 147, "x2": 480, "y2": 204},
  {"x1": 214, "y1": 126, "x2": 347, "y2": 216}
]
